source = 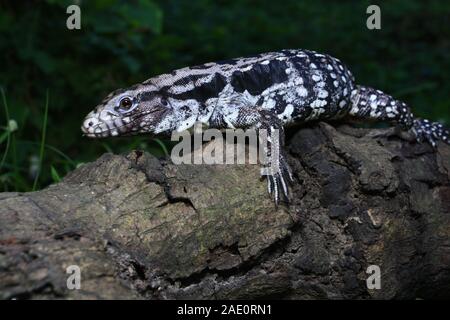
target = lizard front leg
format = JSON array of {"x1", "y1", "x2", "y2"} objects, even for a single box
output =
[{"x1": 221, "y1": 106, "x2": 294, "y2": 205}]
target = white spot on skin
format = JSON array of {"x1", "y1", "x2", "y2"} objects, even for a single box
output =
[
  {"x1": 169, "y1": 83, "x2": 196, "y2": 94},
  {"x1": 83, "y1": 116, "x2": 99, "y2": 133},
  {"x1": 279, "y1": 104, "x2": 294, "y2": 122},
  {"x1": 318, "y1": 89, "x2": 328, "y2": 99},
  {"x1": 312, "y1": 74, "x2": 321, "y2": 82},
  {"x1": 370, "y1": 95, "x2": 377, "y2": 101},
  {"x1": 339, "y1": 100, "x2": 347, "y2": 107},
  {"x1": 310, "y1": 63, "x2": 317, "y2": 69},
  {"x1": 122, "y1": 117, "x2": 130, "y2": 124},
  {"x1": 310, "y1": 99, "x2": 327, "y2": 108},
  {"x1": 333, "y1": 81, "x2": 339, "y2": 87},
  {"x1": 265, "y1": 98, "x2": 276, "y2": 109},
  {"x1": 197, "y1": 105, "x2": 215, "y2": 124},
  {"x1": 330, "y1": 73, "x2": 337, "y2": 79},
  {"x1": 261, "y1": 60, "x2": 270, "y2": 65},
  {"x1": 307, "y1": 106, "x2": 327, "y2": 120},
  {"x1": 294, "y1": 77, "x2": 303, "y2": 85},
  {"x1": 114, "y1": 118, "x2": 123, "y2": 129},
  {"x1": 99, "y1": 111, "x2": 112, "y2": 122},
  {"x1": 317, "y1": 81, "x2": 325, "y2": 88},
  {"x1": 240, "y1": 65, "x2": 253, "y2": 72},
  {"x1": 296, "y1": 86, "x2": 308, "y2": 97},
  {"x1": 261, "y1": 82, "x2": 291, "y2": 97},
  {"x1": 155, "y1": 117, "x2": 174, "y2": 134}
]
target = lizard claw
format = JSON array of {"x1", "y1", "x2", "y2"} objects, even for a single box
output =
[
  {"x1": 263, "y1": 153, "x2": 293, "y2": 205},
  {"x1": 257, "y1": 118, "x2": 294, "y2": 206}
]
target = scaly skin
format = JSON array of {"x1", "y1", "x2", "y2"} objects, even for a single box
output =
[{"x1": 81, "y1": 49, "x2": 450, "y2": 204}]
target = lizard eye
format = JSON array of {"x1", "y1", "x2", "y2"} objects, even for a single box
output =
[
  {"x1": 161, "y1": 97, "x2": 168, "y2": 106},
  {"x1": 119, "y1": 97, "x2": 133, "y2": 110}
]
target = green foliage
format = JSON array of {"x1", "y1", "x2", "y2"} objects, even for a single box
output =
[
  {"x1": 0, "y1": 0, "x2": 449, "y2": 192},
  {"x1": 50, "y1": 165, "x2": 62, "y2": 183}
]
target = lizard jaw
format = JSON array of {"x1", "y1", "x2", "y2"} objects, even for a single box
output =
[{"x1": 81, "y1": 111, "x2": 132, "y2": 138}]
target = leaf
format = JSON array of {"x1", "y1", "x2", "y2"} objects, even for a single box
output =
[{"x1": 50, "y1": 166, "x2": 61, "y2": 183}]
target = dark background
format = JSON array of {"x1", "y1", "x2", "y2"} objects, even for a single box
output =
[{"x1": 0, "y1": 0, "x2": 449, "y2": 192}]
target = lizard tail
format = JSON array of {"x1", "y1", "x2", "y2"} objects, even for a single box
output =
[
  {"x1": 412, "y1": 118, "x2": 450, "y2": 147},
  {"x1": 349, "y1": 85, "x2": 450, "y2": 147}
]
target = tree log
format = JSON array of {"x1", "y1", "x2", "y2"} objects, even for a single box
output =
[{"x1": 1, "y1": 123, "x2": 449, "y2": 299}]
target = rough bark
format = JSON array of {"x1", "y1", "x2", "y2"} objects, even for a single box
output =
[{"x1": 1, "y1": 123, "x2": 449, "y2": 300}]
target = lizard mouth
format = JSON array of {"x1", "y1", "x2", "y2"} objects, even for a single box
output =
[
  {"x1": 82, "y1": 115, "x2": 133, "y2": 138},
  {"x1": 81, "y1": 109, "x2": 160, "y2": 138},
  {"x1": 82, "y1": 121, "x2": 137, "y2": 138}
]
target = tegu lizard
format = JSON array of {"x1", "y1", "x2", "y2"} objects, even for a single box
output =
[{"x1": 81, "y1": 49, "x2": 450, "y2": 204}]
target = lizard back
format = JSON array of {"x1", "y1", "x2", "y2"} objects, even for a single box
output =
[{"x1": 146, "y1": 49, "x2": 356, "y2": 126}]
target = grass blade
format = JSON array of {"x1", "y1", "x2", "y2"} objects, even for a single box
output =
[
  {"x1": 50, "y1": 166, "x2": 61, "y2": 183},
  {"x1": 32, "y1": 90, "x2": 49, "y2": 191},
  {"x1": 20, "y1": 140, "x2": 76, "y2": 167},
  {"x1": 153, "y1": 138, "x2": 169, "y2": 157},
  {"x1": 0, "y1": 88, "x2": 11, "y2": 173}
]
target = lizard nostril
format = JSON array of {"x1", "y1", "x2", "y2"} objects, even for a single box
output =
[{"x1": 88, "y1": 122, "x2": 94, "y2": 127}]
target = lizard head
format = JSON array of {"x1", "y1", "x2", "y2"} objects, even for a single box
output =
[{"x1": 81, "y1": 84, "x2": 173, "y2": 138}]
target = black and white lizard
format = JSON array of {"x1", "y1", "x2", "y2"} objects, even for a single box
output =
[{"x1": 81, "y1": 49, "x2": 450, "y2": 204}]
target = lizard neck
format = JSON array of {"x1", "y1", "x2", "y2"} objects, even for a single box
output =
[{"x1": 155, "y1": 98, "x2": 208, "y2": 134}]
